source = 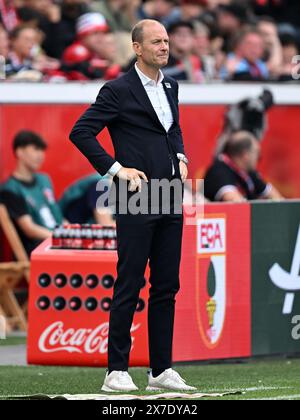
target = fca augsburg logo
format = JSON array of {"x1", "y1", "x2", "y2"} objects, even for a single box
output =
[
  {"x1": 269, "y1": 225, "x2": 300, "y2": 315},
  {"x1": 196, "y1": 217, "x2": 226, "y2": 348}
]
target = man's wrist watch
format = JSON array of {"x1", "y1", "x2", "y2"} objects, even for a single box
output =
[{"x1": 177, "y1": 153, "x2": 189, "y2": 165}]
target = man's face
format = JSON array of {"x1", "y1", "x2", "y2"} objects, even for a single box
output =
[
  {"x1": 133, "y1": 23, "x2": 169, "y2": 69},
  {"x1": 170, "y1": 26, "x2": 195, "y2": 55},
  {"x1": 16, "y1": 145, "x2": 46, "y2": 172},
  {"x1": 152, "y1": 0, "x2": 176, "y2": 18},
  {"x1": 12, "y1": 28, "x2": 38, "y2": 59},
  {"x1": 82, "y1": 31, "x2": 107, "y2": 55},
  {"x1": 238, "y1": 33, "x2": 264, "y2": 64},
  {"x1": 24, "y1": 0, "x2": 53, "y2": 14},
  {"x1": 217, "y1": 11, "x2": 241, "y2": 34},
  {"x1": 0, "y1": 29, "x2": 9, "y2": 58}
]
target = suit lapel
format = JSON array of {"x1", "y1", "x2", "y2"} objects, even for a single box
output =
[
  {"x1": 126, "y1": 67, "x2": 165, "y2": 131},
  {"x1": 126, "y1": 67, "x2": 178, "y2": 132},
  {"x1": 162, "y1": 81, "x2": 179, "y2": 125}
]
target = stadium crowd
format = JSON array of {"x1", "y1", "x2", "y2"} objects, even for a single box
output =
[{"x1": 0, "y1": 0, "x2": 299, "y2": 82}]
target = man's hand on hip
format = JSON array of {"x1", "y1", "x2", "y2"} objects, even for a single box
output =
[
  {"x1": 116, "y1": 167, "x2": 148, "y2": 192},
  {"x1": 179, "y1": 161, "x2": 188, "y2": 183}
]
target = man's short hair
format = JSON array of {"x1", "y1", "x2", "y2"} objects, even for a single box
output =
[
  {"x1": 132, "y1": 19, "x2": 167, "y2": 44},
  {"x1": 223, "y1": 132, "x2": 256, "y2": 157},
  {"x1": 168, "y1": 21, "x2": 194, "y2": 35},
  {"x1": 13, "y1": 130, "x2": 47, "y2": 152},
  {"x1": 132, "y1": 22, "x2": 144, "y2": 44},
  {"x1": 9, "y1": 24, "x2": 36, "y2": 41}
]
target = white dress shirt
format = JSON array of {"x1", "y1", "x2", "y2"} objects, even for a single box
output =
[{"x1": 108, "y1": 64, "x2": 176, "y2": 177}]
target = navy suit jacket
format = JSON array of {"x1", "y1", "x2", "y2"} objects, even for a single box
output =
[{"x1": 69, "y1": 66, "x2": 186, "y2": 181}]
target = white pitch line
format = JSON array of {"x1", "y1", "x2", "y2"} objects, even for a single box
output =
[
  {"x1": 206, "y1": 386, "x2": 291, "y2": 393},
  {"x1": 247, "y1": 394, "x2": 300, "y2": 401}
]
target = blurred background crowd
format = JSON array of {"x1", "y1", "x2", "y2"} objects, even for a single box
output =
[{"x1": 0, "y1": 0, "x2": 300, "y2": 82}]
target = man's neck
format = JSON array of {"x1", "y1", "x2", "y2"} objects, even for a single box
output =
[
  {"x1": 136, "y1": 61, "x2": 160, "y2": 83},
  {"x1": 13, "y1": 164, "x2": 35, "y2": 182}
]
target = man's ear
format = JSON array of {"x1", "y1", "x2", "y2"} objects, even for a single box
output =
[{"x1": 133, "y1": 42, "x2": 142, "y2": 57}]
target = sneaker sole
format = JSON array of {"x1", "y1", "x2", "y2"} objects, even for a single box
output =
[{"x1": 101, "y1": 384, "x2": 138, "y2": 393}]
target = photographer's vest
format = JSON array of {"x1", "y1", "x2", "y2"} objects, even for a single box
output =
[{"x1": 2, "y1": 174, "x2": 63, "y2": 229}]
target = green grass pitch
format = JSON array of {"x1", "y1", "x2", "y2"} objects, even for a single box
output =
[{"x1": 0, "y1": 359, "x2": 300, "y2": 400}]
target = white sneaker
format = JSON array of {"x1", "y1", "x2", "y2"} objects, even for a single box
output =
[
  {"x1": 146, "y1": 368, "x2": 197, "y2": 392},
  {"x1": 101, "y1": 371, "x2": 139, "y2": 393}
]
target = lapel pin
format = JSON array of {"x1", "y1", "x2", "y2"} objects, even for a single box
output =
[{"x1": 165, "y1": 83, "x2": 172, "y2": 89}]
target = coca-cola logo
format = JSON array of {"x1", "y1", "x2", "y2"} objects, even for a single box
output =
[{"x1": 39, "y1": 321, "x2": 141, "y2": 354}]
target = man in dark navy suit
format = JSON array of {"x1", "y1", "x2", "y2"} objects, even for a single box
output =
[{"x1": 70, "y1": 19, "x2": 196, "y2": 393}]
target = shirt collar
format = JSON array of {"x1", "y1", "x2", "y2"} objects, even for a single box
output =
[{"x1": 135, "y1": 63, "x2": 164, "y2": 87}]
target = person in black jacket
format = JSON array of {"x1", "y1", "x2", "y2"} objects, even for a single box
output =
[{"x1": 70, "y1": 19, "x2": 196, "y2": 393}]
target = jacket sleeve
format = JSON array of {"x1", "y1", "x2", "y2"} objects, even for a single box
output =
[
  {"x1": 174, "y1": 81, "x2": 186, "y2": 156},
  {"x1": 69, "y1": 83, "x2": 120, "y2": 176}
]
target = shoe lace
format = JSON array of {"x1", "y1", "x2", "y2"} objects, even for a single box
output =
[
  {"x1": 118, "y1": 371, "x2": 132, "y2": 384},
  {"x1": 167, "y1": 369, "x2": 186, "y2": 384}
]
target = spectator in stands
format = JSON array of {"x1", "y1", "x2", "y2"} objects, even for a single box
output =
[
  {"x1": 221, "y1": 28, "x2": 269, "y2": 81},
  {"x1": 0, "y1": 0, "x2": 19, "y2": 32},
  {"x1": 180, "y1": 0, "x2": 205, "y2": 22},
  {"x1": 92, "y1": 0, "x2": 140, "y2": 66},
  {"x1": 93, "y1": 0, "x2": 139, "y2": 32},
  {"x1": 5, "y1": 23, "x2": 59, "y2": 80},
  {"x1": 17, "y1": 0, "x2": 90, "y2": 59},
  {"x1": 278, "y1": 33, "x2": 300, "y2": 81},
  {"x1": 204, "y1": 131, "x2": 283, "y2": 202},
  {"x1": 164, "y1": 20, "x2": 204, "y2": 81},
  {"x1": 5, "y1": 24, "x2": 43, "y2": 79},
  {"x1": 0, "y1": 24, "x2": 9, "y2": 59},
  {"x1": 0, "y1": 131, "x2": 63, "y2": 256},
  {"x1": 138, "y1": 0, "x2": 180, "y2": 29},
  {"x1": 193, "y1": 20, "x2": 218, "y2": 81},
  {"x1": 257, "y1": 16, "x2": 283, "y2": 79},
  {"x1": 59, "y1": 174, "x2": 116, "y2": 226},
  {"x1": 61, "y1": 12, "x2": 121, "y2": 80},
  {"x1": 215, "y1": 3, "x2": 249, "y2": 53}
]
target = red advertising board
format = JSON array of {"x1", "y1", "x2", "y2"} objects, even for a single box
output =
[
  {"x1": 173, "y1": 203, "x2": 251, "y2": 361},
  {"x1": 27, "y1": 240, "x2": 150, "y2": 367}
]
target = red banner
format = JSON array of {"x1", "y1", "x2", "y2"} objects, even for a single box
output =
[
  {"x1": 173, "y1": 203, "x2": 251, "y2": 361},
  {"x1": 1, "y1": 104, "x2": 300, "y2": 198}
]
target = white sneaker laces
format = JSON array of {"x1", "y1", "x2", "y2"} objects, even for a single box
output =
[
  {"x1": 167, "y1": 369, "x2": 187, "y2": 383},
  {"x1": 118, "y1": 371, "x2": 132, "y2": 384}
]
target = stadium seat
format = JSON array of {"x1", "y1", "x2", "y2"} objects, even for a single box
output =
[{"x1": 0, "y1": 262, "x2": 29, "y2": 332}]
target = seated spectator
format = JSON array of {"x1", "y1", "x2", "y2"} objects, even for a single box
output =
[
  {"x1": 137, "y1": 0, "x2": 180, "y2": 29},
  {"x1": 61, "y1": 12, "x2": 121, "y2": 80},
  {"x1": 92, "y1": 0, "x2": 138, "y2": 32},
  {"x1": 4, "y1": 24, "x2": 57, "y2": 80},
  {"x1": 0, "y1": 0, "x2": 19, "y2": 32},
  {"x1": 164, "y1": 20, "x2": 204, "y2": 82},
  {"x1": 59, "y1": 174, "x2": 116, "y2": 226},
  {"x1": 17, "y1": 0, "x2": 90, "y2": 59},
  {"x1": 0, "y1": 24, "x2": 9, "y2": 59},
  {"x1": 92, "y1": 0, "x2": 140, "y2": 67},
  {"x1": 278, "y1": 34, "x2": 300, "y2": 81},
  {"x1": 180, "y1": 0, "x2": 205, "y2": 23},
  {"x1": 257, "y1": 16, "x2": 283, "y2": 79},
  {"x1": 204, "y1": 131, "x2": 283, "y2": 202},
  {"x1": 0, "y1": 131, "x2": 63, "y2": 256},
  {"x1": 221, "y1": 29, "x2": 270, "y2": 81},
  {"x1": 215, "y1": 3, "x2": 249, "y2": 53},
  {"x1": 193, "y1": 20, "x2": 218, "y2": 81},
  {"x1": 5, "y1": 24, "x2": 38, "y2": 78}
]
